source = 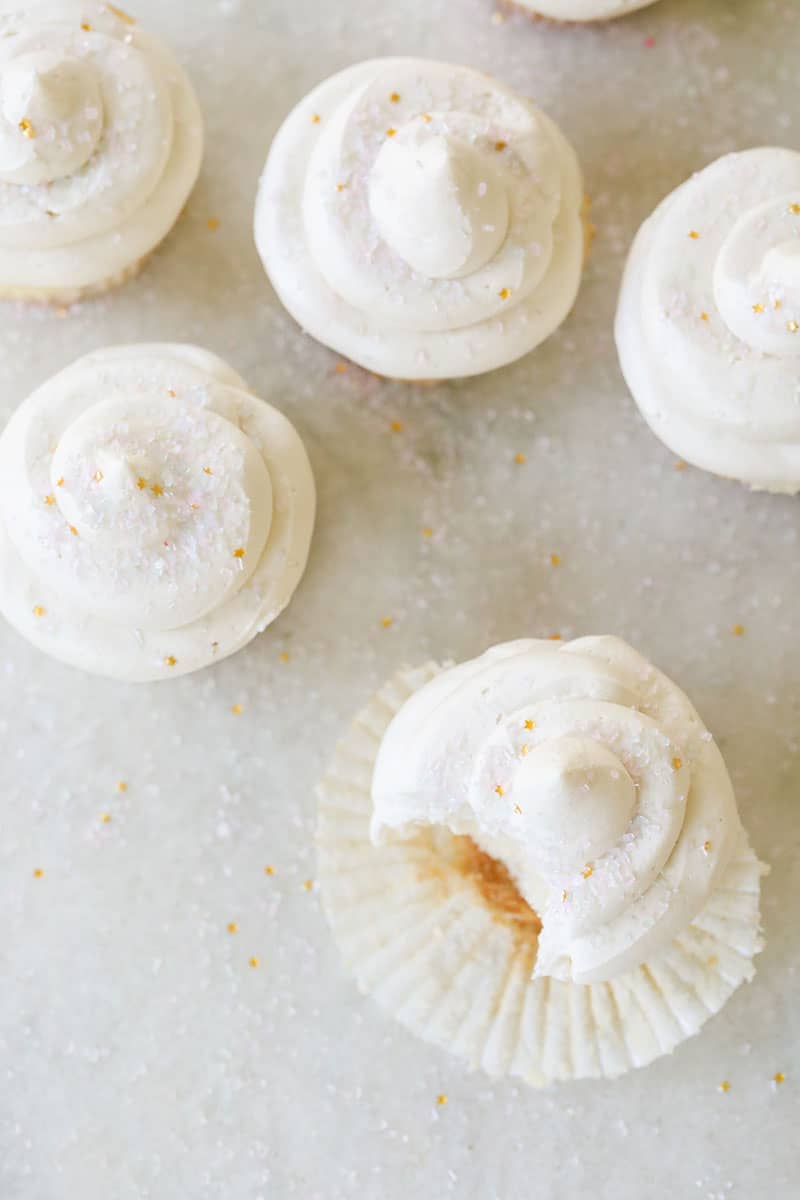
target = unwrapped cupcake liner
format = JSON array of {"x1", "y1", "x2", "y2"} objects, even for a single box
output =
[{"x1": 317, "y1": 664, "x2": 766, "y2": 1085}]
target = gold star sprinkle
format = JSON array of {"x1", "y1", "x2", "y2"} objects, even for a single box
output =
[
  {"x1": 33, "y1": 868, "x2": 44, "y2": 878},
  {"x1": 381, "y1": 616, "x2": 394, "y2": 629},
  {"x1": 550, "y1": 553, "x2": 561, "y2": 567},
  {"x1": 231, "y1": 704, "x2": 243, "y2": 716},
  {"x1": 421, "y1": 113, "x2": 432, "y2": 123},
  {"x1": 278, "y1": 651, "x2": 290, "y2": 664},
  {"x1": 689, "y1": 230, "x2": 700, "y2": 239},
  {"x1": 107, "y1": 4, "x2": 136, "y2": 23},
  {"x1": 32, "y1": 605, "x2": 45, "y2": 618},
  {"x1": 303, "y1": 879, "x2": 313, "y2": 891},
  {"x1": 335, "y1": 183, "x2": 347, "y2": 192},
  {"x1": 774, "y1": 299, "x2": 783, "y2": 310},
  {"x1": 520, "y1": 743, "x2": 529, "y2": 756},
  {"x1": 514, "y1": 452, "x2": 526, "y2": 464},
  {"x1": 207, "y1": 217, "x2": 220, "y2": 232},
  {"x1": 203, "y1": 466, "x2": 213, "y2": 475},
  {"x1": 249, "y1": 956, "x2": 260, "y2": 968},
  {"x1": 524, "y1": 719, "x2": 535, "y2": 731},
  {"x1": 264, "y1": 865, "x2": 275, "y2": 876},
  {"x1": 787, "y1": 320, "x2": 799, "y2": 333},
  {"x1": 19, "y1": 118, "x2": 35, "y2": 138},
  {"x1": 421, "y1": 526, "x2": 433, "y2": 538},
  {"x1": 436, "y1": 1094, "x2": 448, "y2": 1106},
  {"x1": 494, "y1": 140, "x2": 507, "y2": 152},
  {"x1": 101, "y1": 813, "x2": 112, "y2": 824},
  {"x1": 790, "y1": 203, "x2": 800, "y2": 215},
  {"x1": 136, "y1": 477, "x2": 147, "y2": 490},
  {"x1": 311, "y1": 113, "x2": 321, "y2": 124},
  {"x1": 753, "y1": 303, "x2": 765, "y2": 314},
  {"x1": 93, "y1": 470, "x2": 104, "y2": 483},
  {"x1": 227, "y1": 922, "x2": 238, "y2": 934},
  {"x1": 117, "y1": 781, "x2": 128, "y2": 793},
  {"x1": 582, "y1": 865, "x2": 594, "y2": 879},
  {"x1": 386, "y1": 127, "x2": 397, "y2": 138},
  {"x1": 390, "y1": 92, "x2": 400, "y2": 103},
  {"x1": 774, "y1": 1072, "x2": 786, "y2": 1085},
  {"x1": 494, "y1": 784, "x2": 505, "y2": 796},
  {"x1": 390, "y1": 419, "x2": 404, "y2": 433},
  {"x1": 700, "y1": 311, "x2": 709, "y2": 322},
  {"x1": 151, "y1": 483, "x2": 164, "y2": 497},
  {"x1": 719, "y1": 1081, "x2": 731, "y2": 1093},
  {"x1": 671, "y1": 756, "x2": 683, "y2": 771},
  {"x1": 498, "y1": 288, "x2": 510, "y2": 300},
  {"x1": 233, "y1": 547, "x2": 246, "y2": 559},
  {"x1": 68, "y1": 525, "x2": 78, "y2": 537},
  {"x1": 703, "y1": 840, "x2": 712, "y2": 854},
  {"x1": 731, "y1": 624, "x2": 745, "y2": 637},
  {"x1": 165, "y1": 655, "x2": 177, "y2": 667},
  {"x1": 44, "y1": 494, "x2": 55, "y2": 505},
  {"x1": 56, "y1": 477, "x2": 64, "y2": 487},
  {"x1": 81, "y1": 22, "x2": 91, "y2": 31}
]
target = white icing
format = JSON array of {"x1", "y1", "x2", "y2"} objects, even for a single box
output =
[
  {"x1": 255, "y1": 58, "x2": 584, "y2": 379},
  {"x1": 0, "y1": 2, "x2": 203, "y2": 297},
  {"x1": 513, "y1": 0, "x2": 660, "y2": 19},
  {"x1": 0, "y1": 344, "x2": 316, "y2": 681},
  {"x1": 616, "y1": 148, "x2": 800, "y2": 493},
  {"x1": 371, "y1": 637, "x2": 742, "y2": 986}
]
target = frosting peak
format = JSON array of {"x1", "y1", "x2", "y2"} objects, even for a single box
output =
[{"x1": 368, "y1": 122, "x2": 509, "y2": 280}]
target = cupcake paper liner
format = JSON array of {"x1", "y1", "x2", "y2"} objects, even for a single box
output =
[{"x1": 317, "y1": 664, "x2": 766, "y2": 1085}]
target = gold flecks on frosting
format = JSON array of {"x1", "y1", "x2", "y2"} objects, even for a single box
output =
[
  {"x1": 334, "y1": 362, "x2": 348, "y2": 373},
  {"x1": 303, "y1": 879, "x2": 313, "y2": 891},
  {"x1": 231, "y1": 704, "x2": 243, "y2": 715},
  {"x1": 548, "y1": 633, "x2": 562, "y2": 641},
  {"x1": 731, "y1": 624, "x2": 745, "y2": 637},
  {"x1": 494, "y1": 140, "x2": 507, "y2": 152},
  {"x1": 68, "y1": 525, "x2": 78, "y2": 537},
  {"x1": 264, "y1": 865, "x2": 275, "y2": 876},
  {"x1": 32, "y1": 605, "x2": 45, "y2": 618},
  {"x1": 671, "y1": 756, "x2": 683, "y2": 771},
  {"x1": 386, "y1": 127, "x2": 397, "y2": 138},
  {"x1": 390, "y1": 419, "x2": 404, "y2": 433},
  {"x1": 227, "y1": 922, "x2": 238, "y2": 934},
  {"x1": 381, "y1": 616, "x2": 394, "y2": 628},
  {"x1": 93, "y1": 470, "x2": 104, "y2": 483},
  {"x1": 106, "y1": 3, "x2": 136, "y2": 23},
  {"x1": 514, "y1": 452, "x2": 526, "y2": 464},
  {"x1": 44, "y1": 494, "x2": 56, "y2": 506},
  {"x1": 18, "y1": 118, "x2": 35, "y2": 138},
  {"x1": 550, "y1": 553, "x2": 561, "y2": 567},
  {"x1": 718, "y1": 1081, "x2": 731, "y2": 1093},
  {"x1": 311, "y1": 113, "x2": 321, "y2": 124},
  {"x1": 498, "y1": 288, "x2": 510, "y2": 300},
  {"x1": 151, "y1": 483, "x2": 164, "y2": 498},
  {"x1": 421, "y1": 526, "x2": 433, "y2": 538},
  {"x1": 117, "y1": 781, "x2": 128, "y2": 793},
  {"x1": 703, "y1": 840, "x2": 712, "y2": 854},
  {"x1": 707, "y1": 955, "x2": 718, "y2": 967},
  {"x1": 774, "y1": 299, "x2": 783, "y2": 310},
  {"x1": 436, "y1": 1094, "x2": 448, "y2": 1106},
  {"x1": 688, "y1": 230, "x2": 700, "y2": 239},
  {"x1": 136, "y1": 477, "x2": 147, "y2": 490},
  {"x1": 790, "y1": 203, "x2": 800, "y2": 215},
  {"x1": 167, "y1": 388, "x2": 176, "y2": 397},
  {"x1": 390, "y1": 92, "x2": 400, "y2": 103},
  {"x1": 753, "y1": 303, "x2": 765, "y2": 314},
  {"x1": 203, "y1": 466, "x2": 213, "y2": 475},
  {"x1": 520, "y1": 743, "x2": 529, "y2": 756},
  {"x1": 56, "y1": 477, "x2": 65, "y2": 487},
  {"x1": 582, "y1": 865, "x2": 594, "y2": 879},
  {"x1": 100, "y1": 813, "x2": 112, "y2": 824},
  {"x1": 233, "y1": 547, "x2": 246, "y2": 559},
  {"x1": 81, "y1": 22, "x2": 92, "y2": 31},
  {"x1": 278, "y1": 651, "x2": 290, "y2": 663},
  {"x1": 494, "y1": 784, "x2": 505, "y2": 796},
  {"x1": 674, "y1": 460, "x2": 687, "y2": 471},
  {"x1": 207, "y1": 217, "x2": 220, "y2": 232},
  {"x1": 335, "y1": 183, "x2": 347, "y2": 192},
  {"x1": 700, "y1": 311, "x2": 709, "y2": 322},
  {"x1": 249, "y1": 956, "x2": 260, "y2": 968},
  {"x1": 561, "y1": 888, "x2": 568, "y2": 903},
  {"x1": 524, "y1": 719, "x2": 535, "y2": 731},
  {"x1": 773, "y1": 1072, "x2": 786, "y2": 1085},
  {"x1": 421, "y1": 113, "x2": 432, "y2": 123},
  {"x1": 164, "y1": 655, "x2": 177, "y2": 667},
  {"x1": 787, "y1": 320, "x2": 799, "y2": 333},
  {"x1": 513, "y1": 803, "x2": 522, "y2": 814},
  {"x1": 33, "y1": 868, "x2": 44, "y2": 878}
]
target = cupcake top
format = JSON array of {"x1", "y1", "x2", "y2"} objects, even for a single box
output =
[
  {"x1": 616, "y1": 148, "x2": 800, "y2": 493},
  {"x1": 255, "y1": 57, "x2": 584, "y2": 380},
  {"x1": 372, "y1": 636, "x2": 743, "y2": 986},
  {"x1": 0, "y1": 1, "x2": 203, "y2": 296},
  {"x1": 515, "y1": 0, "x2": 660, "y2": 19},
  {"x1": 0, "y1": 344, "x2": 315, "y2": 681}
]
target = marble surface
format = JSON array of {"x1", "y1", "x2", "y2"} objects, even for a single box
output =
[{"x1": 1, "y1": 1, "x2": 798, "y2": 1197}]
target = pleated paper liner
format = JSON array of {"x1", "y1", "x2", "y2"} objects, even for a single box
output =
[{"x1": 317, "y1": 664, "x2": 766, "y2": 1085}]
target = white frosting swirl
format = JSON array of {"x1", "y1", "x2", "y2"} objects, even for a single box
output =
[
  {"x1": 371, "y1": 637, "x2": 742, "y2": 985},
  {"x1": 255, "y1": 58, "x2": 584, "y2": 380},
  {"x1": 0, "y1": 344, "x2": 316, "y2": 680},
  {"x1": 0, "y1": 2, "x2": 203, "y2": 298},
  {"x1": 616, "y1": 148, "x2": 800, "y2": 493},
  {"x1": 514, "y1": 0, "x2": 660, "y2": 18}
]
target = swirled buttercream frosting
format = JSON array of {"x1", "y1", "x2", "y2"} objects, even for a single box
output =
[
  {"x1": 0, "y1": 344, "x2": 315, "y2": 680},
  {"x1": 515, "y1": 0, "x2": 660, "y2": 19},
  {"x1": 255, "y1": 58, "x2": 584, "y2": 380},
  {"x1": 0, "y1": 1, "x2": 203, "y2": 301},
  {"x1": 616, "y1": 148, "x2": 800, "y2": 493}
]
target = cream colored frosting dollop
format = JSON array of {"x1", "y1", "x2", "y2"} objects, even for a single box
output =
[
  {"x1": 616, "y1": 148, "x2": 800, "y2": 493},
  {"x1": 371, "y1": 637, "x2": 743, "y2": 985},
  {"x1": 0, "y1": 344, "x2": 316, "y2": 680},
  {"x1": 514, "y1": 0, "x2": 659, "y2": 18},
  {"x1": 255, "y1": 58, "x2": 584, "y2": 380},
  {"x1": 0, "y1": 1, "x2": 203, "y2": 297}
]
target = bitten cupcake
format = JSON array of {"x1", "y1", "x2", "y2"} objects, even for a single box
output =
[
  {"x1": 0, "y1": 2, "x2": 203, "y2": 304},
  {"x1": 255, "y1": 58, "x2": 586, "y2": 381},
  {"x1": 0, "y1": 344, "x2": 315, "y2": 681},
  {"x1": 513, "y1": 0, "x2": 660, "y2": 20},
  {"x1": 318, "y1": 637, "x2": 765, "y2": 1085},
  {"x1": 616, "y1": 148, "x2": 800, "y2": 493}
]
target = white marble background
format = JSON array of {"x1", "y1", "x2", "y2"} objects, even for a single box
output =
[{"x1": 0, "y1": 1, "x2": 798, "y2": 1197}]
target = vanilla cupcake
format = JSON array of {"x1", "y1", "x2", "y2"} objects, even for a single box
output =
[
  {"x1": 514, "y1": 0, "x2": 660, "y2": 20},
  {"x1": 0, "y1": 2, "x2": 203, "y2": 304},
  {"x1": 616, "y1": 148, "x2": 800, "y2": 493},
  {"x1": 255, "y1": 58, "x2": 585, "y2": 381},
  {"x1": 0, "y1": 345, "x2": 315, "y2": 681},
  {"x1": 318, "y1": 637, "x2": 765, "y2": 1085}
]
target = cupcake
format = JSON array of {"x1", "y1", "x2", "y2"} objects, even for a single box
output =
[
  {"x1": 616, "y1": 148, "x2": 800, "y2": 493},
  {"x1": 513, "y1": 0, "x2": 660, "y2": 20},
  {"x1": 0, "y1": 2, "x2": 203, "y2": 304},
  {"x1": 317, "y1": 637, "x2": 765, "y2": 1085},
  {"x1": 255, "y1": 58, "x2": 585, "y2": 381},
  {"x1": 0, "y1": 344, "x2": 315, "y2": 681}
]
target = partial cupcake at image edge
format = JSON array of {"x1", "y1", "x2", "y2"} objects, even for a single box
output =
[
  {"x1": 255, "y1": 57, "x2": 589, "y2": 382},
  {"x1": 509, "y1": 0, "x2": 661, "y2": 22},
  {"x1": 317, "y1": 636, "x2": 766, "y2": 1085},
  {"x1": 616, "y1": 147, "x2": 800, "y2": 494},
  {"x1": 0, "y1": 344, "x2": 316, "y2": 681},
  {"x1": 0, "y1": 1, "x2": 203, "y2": 304}
]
